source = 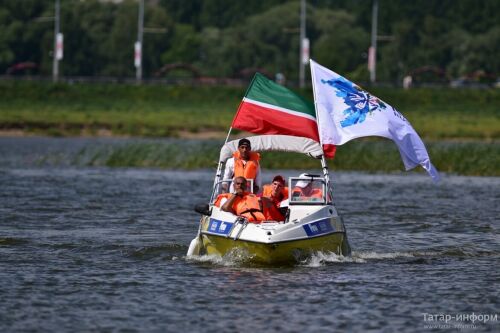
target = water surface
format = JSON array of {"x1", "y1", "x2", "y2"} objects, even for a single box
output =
[{"x1": 0, "y1": 137, "x2": 499, "y2": 332}]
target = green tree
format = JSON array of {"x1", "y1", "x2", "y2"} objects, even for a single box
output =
[
  {"x1": 142, "y1": 5, "x2": 172, "y2": 76},
  {"x1": 160, "y1": 24, "x2": 200, "y2": 65},
  {"x1": 447, "y1": 26, "x2": 500, "y2": 77},
  {"x1": 312, "y1": 9, "x2": 369, "y2": 78},
  {"x1": 198, "y1": 2, "x2": 302, "y2": 77},
  {"x1": 0, "y1": 0, "x2": 52, "y2": 74}
]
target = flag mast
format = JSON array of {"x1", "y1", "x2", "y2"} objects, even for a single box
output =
[
  {"x1": 211, "y1": 71, "x2": 256, "y2": 199},
  {"x1": 309, "y1": 59, "x2": 331, "y2": 189},
  {"x1": 210, "y1": 126, "x2": 233, "y2": 203},
  {"x1": 212, "y1": 73, "x2": 260, "y2": 199}
]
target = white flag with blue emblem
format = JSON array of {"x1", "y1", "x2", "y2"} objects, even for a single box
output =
[{"x1": 310, "y1": 59, "x2": 440, "y2": 182}]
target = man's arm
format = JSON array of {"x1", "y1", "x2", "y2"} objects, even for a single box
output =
[
  {"x1": 221, "y1": 183, "x2": 245, "y2": 214},
  {"x1": 222, "y1": 158, "x2": 234, "y2": 192},
  {"x1": 221, "y1": 193, "x2": 238, "y2": 213},
  {"x1": 254, "y1": 165, "x2": 262, "y2": 193},
  {"x1": 223, "y1": 158, "x2": 234, "y2": 180}
]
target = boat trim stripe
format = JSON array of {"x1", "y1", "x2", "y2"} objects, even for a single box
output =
[{"x1": 201, "y1": 229, "x2": 345, "y2": 245}]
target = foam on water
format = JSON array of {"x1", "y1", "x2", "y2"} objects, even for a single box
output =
[
  {"x1": 300, "y1": 251, "x2": 366, "y2": 267},
  {"x1": 353, "y1": 250, "x2": 416, "y2": 260},
  {"x1": 186, "y1": 248, "x2": 259, "y2": 267}
]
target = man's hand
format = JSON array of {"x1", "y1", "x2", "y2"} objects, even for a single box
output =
[{"x1": 234, "y1": 186, "x2": 244, "y2": 197}]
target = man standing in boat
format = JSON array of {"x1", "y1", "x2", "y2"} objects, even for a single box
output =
[{"x1": 223, "y1": 138, "x2": 261, "y2": 193}]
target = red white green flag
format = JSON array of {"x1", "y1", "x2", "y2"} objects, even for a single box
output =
[{"x1": 232, "y1": 73, "x2": 336, "y2": 158}]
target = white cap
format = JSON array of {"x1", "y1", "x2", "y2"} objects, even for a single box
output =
[{"x1": 295, "y1": 173, "x2": 311, "y2": 188}]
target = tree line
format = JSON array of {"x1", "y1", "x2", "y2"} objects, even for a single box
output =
[{"x1": 0, "y1": 0, "x2": 498, "y2": 84}]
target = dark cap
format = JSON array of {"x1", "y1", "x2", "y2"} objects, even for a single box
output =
[
  {"x1": 238, "y1": 138, "x2": 251, "y2": 148},
  {"x1": 272, "y1": 175, "x2": 285, "y2": 184}
]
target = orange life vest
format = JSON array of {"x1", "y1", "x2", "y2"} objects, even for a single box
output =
[
  {"x1": 234, "y1": 193, "x2": 265, "y2": 222},
  {"x1": 216, "y1": 192, "x2": 277, "y2": 223},
  {"x1": 233, "y1": 151, "x2": 260, "y2": 180},
  {"x1": 214, "y1": 193, "x2": 232, "y2": 207},
  {"x1": 260, "y1": 197, "x2": 285, "y2": 221},
  {"x1": 262, "y1": 184, "x2": 289, "y2": 206},
  {"x1": 292, "y1": 187, "x2": 323, "y2": 199}
]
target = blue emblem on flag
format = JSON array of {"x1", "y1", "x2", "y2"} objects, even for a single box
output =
[
  {"x1": 303, "y1": 219, "x2": 334, "y2": 237},
  {"x1": 321, "y1": 77, "x2": 387, "y2": 128}
]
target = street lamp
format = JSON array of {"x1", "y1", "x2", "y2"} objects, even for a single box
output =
[
  {"x1": 369, "y1": 0, "x2": 378, "y2": 84},
  {"x1": 52, "y1": 0, "x2": 62, "y2": 82},
  {"x1": 135, "y1": 0, "x2": 144, "y2": 83},
  {"x1": 299, "y1": 0, "x2": 308, "y2": 88}
]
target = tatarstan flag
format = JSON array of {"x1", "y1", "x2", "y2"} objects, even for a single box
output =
[{"x1": 232, "y1": 73, "x2": 336, "y2": 158}]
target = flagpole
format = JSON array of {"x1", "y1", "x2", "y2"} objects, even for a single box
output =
[
  {"x1": 210, "y1": 126, "x2": 233, "y2": 201},
  {"x1": 309, "y1": 59, "x2": 322, "y2": 147},
  {"x1": 214, "y1": 74, "x2": 259, "y2": 199},
  {"x1": 309, "y1": 59, "x2": 331, "y2": 190},
  {"x1": 224, "y1": 127, "x2": 233, "y2": 145}
]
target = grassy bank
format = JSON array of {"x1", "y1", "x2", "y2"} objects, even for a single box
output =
[
  {"x1": 0, "y1": 81, "x2": 241, "y2": 137},
  {"x1": 0, "y1": 81, "x2": 499, "y2": 140},
  {"x1": 0, "y1": 81, "x2": 498, "y2": 176},
  {"x1": 75, "y1": 139, "x2": 498, "y2": 176}
]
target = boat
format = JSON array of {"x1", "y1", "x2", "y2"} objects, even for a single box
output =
[
  {"x1": 187, "y1": 134, "x2": 351, "y2": 264},
  {"x1": 187, "y1": 60, "x2": 439, "y2": 264}
]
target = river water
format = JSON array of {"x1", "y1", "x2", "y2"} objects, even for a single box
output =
[{"x1": 0, "y1": 137, "x2": 499, "y2": 332}]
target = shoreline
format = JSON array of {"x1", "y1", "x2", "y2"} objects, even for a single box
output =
[
  {"x1": 0, "y1": 128, "x2": 230, "y2": 140},
  {"x1": 0, "y1": 134, "x2": 498, "y2": 176},
  {"x1": 0, "y1": 128, "x2": 497, "y2": 144}
]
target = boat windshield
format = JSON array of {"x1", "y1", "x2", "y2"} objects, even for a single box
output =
[{"x1": 289, "y1": 177, "x2": 327, "y2": 205}]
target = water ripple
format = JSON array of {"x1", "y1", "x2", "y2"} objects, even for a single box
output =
[{"x1": 0, "y1": 140, "x2": 499, "y2": 332}]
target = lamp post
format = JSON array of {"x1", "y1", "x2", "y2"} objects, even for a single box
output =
[
  {"x1": 52, "y1": 0, "x2": 60, "y2": 82},
  {"x1": 135, "y1": 0, "x2": 144, "y2": 83},
  {"x1": 369, "y1": 0, "x2": 378, "y2": 84},
  {"x1": 299, "y1": 0, "x2": 307, "y2": 88}
]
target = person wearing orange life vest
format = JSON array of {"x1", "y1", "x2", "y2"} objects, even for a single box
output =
[
  {"x1": 223, "y1": 138, "x2": 261, "y2": 193},
  {"x1": 261, "y1": 175, "x2": 289, "y2": 208},
  {"x1": 258, "y1": 175, "x2": 289, "y2": 221},
  {"x1": 220, "y1": 176, "x2": 282, "y2": 223},
  {"x1": 291, "y1": 173, "x2": 323, "y2": 201}
]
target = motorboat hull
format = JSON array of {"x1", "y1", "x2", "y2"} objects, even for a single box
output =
[
  {"x1": 201, "y1": 231, "x2": 350, "y2": 264},
  {"x1": 197, "y1": 207, "x2": 351, "y2": 264}
]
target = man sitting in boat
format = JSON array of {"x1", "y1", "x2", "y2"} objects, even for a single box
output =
[
  {"x1": 217, "y1": 176, "x2": 282, "y2": 223},
  {"x1": 291, "y1": 173, "x2": 323, "y2": 202},
  {"x1": 223, "y1": 138, "x2": 261, "y2": 193},
  {"x1": 260, "y1": 175, "x2": 289, "y2": 208}
]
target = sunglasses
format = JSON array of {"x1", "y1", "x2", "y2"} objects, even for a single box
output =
[
  {"x1": 272, "y1": 182, "x2": 284, "y2": 187},
  {"x1": 234, "y1": 182, "x2": 246, "y2": 186}
]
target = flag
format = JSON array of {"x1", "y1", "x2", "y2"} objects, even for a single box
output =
[
  {"x1": 232, "y1": 73, "x2": 336, "y2": 158},
  {"x1": 310, "y1": 60, "x2": 440, "y2": 182}
]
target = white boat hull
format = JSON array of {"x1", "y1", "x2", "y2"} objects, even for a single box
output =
[{"x1": 195, "y1": 205, "x2": 351, "y2": 264}]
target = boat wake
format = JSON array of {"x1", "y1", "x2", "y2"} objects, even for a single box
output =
[
  {"x1": 127, "y1": 243, "x2": 187, "y2": 260},
  {"x1": 300, "y1": 246, "x2": 500, "y2": 267},
  {"x1": 300, "y1": 251, "x2": 366, "y2": 267},
  {"x1": 186, "y1": 250, "x2": 417, "y2": 267},
  {"x1": 185, "y1": 245, "x2": 500, "y2": 267},
  {"x1": 186, "y1": 248, "x2": 258, "y2": 266},
  {"x1": 301, "y1": 250, "x2": 423, "y2": 267}
]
